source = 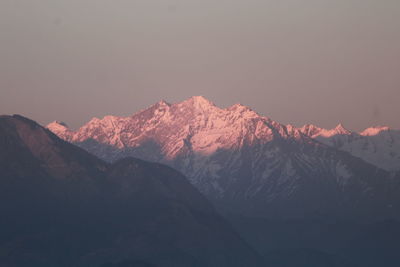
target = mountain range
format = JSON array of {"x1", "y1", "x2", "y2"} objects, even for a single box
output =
[
  {"x1": 47, "y1": 96, "x2": 400, "y2": 220},
  {"x1": 0, "y1": 114, "x2": 262, "y2": 267},
  {"x1": 3, "y1": 96, "x2": 400, "y2": 266}
]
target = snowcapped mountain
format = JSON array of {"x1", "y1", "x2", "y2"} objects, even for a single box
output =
[
  {"x1": 299, "y1": 124, "x2": 400, "y2": 171},
  {"x1": 47, "y1": 96, "x2": 400, "y2": 219}
]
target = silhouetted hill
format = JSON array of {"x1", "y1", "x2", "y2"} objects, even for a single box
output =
[{"x1": 0, "y1": 115, "x2": 262, "y2": 267}]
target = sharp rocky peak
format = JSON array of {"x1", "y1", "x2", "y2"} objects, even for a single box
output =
[
  {"x1": 332, "y1": 123, "x2": 351, "y2": 134},
  {"x1": 298, "y1": 123, "x2": 353, "y2": 139},
  {"x1": 300, "y1": 124, "x2": 324, "y2": 136},
  {"x1": 179, "y1": 96, "x2": 217, "y2": 110},
  {"x1": 148, "y1": 100, "x2": 171, "y2": 110},
  {"x1": 158, "y1": 99, "x2": 171, "y2": 106},
  {"x1": 227, "y1": 103, "x2": 249, "y2": 110},
  {"x1": 227, "y1": 103, "x2": 256, "y2": 113}
]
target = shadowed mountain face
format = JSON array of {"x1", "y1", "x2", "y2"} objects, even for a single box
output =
[
  {"x1": 227, "y1": 215, "x2": 400, "y2": 267},
  {"x1": 0, "y1": 115, "x2": 262, "y2": 267},
  {"x1": 47, "y1": 97, "x2": 400, "y2": 221}
]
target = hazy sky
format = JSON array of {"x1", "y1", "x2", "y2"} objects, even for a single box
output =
[{"x1": 1, "y1": 0, "x2": 399, "y2": 130}]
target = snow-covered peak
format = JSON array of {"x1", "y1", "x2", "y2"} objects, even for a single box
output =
[
  {"x1": 227, "y1": 103, "x2": 253, "y2": 112},
  {"x1": 333, "y1": 123, "x2": 351, "y2": 135},
  {"x1": 227, "y1": 103, "x2": 249, "y2": 111},
  {"x1": 298, "y1": 123, "x2": 355, "y2": 147},
  {"x1": 190, "y1": 95, "x2": 213, "y2": 104},
  {"x1": 225, "y1": 103, "x2": 261, "y2": 121},
  {"x1": 285, "y1": 124, "x2": 299, "y2": 136},
  {"x1": 103, "y1": 115, "x2": 120, "y2": 121},
  {"x1": 47, "y1": 121, "x2": 69, "y2": 130},
  {"x1": 299, "y1": 124, "x2": 324, "y2": 138},
  {"x1": 152, "y1": 100, "x2": 171, "y2": 110},
  {"x1": 85, "y1": 117, "x2": 101, "y2": 125},
  {"x1": 79, "y1": 115, "x2": 120, "y2": 130},
  {"x1": 46, "y1": 121, "x2": 73, "y2": 141},
  {"x1": 360, "y1": 126, "x2": 390, "y2": 136},
  {"x1": 158, "y1": 99, "x2": 170, "y2": 106},
  {"x1": 309, "y1": 124, "x2": 352, "y2": 138},
  {"x1": 180, "y1": 96, "x2": 217, "y2": 111}
]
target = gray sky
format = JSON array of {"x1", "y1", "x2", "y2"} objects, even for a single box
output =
[{"x1": 1, "y1": 0, "x2": 399, "y2": 131}]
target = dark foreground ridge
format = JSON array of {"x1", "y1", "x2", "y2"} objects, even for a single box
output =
[{"x1": 0, "y1": 115, "x2": 263, "y2": 267}]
